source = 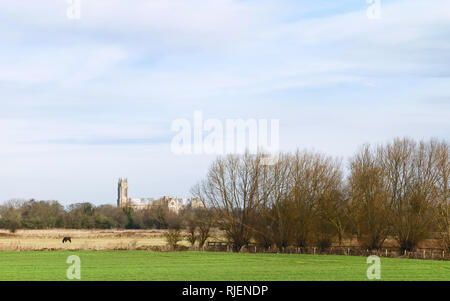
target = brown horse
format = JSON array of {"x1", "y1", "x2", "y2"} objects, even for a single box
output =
[{"x1": 62, "y1": 237, "x2": 72, "y2": 243}]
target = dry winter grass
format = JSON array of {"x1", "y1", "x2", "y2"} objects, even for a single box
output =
[
  {"x1": 0, "y1": 229, "x2": 441, "y2": 252},
  {"x1": 0, "y1": 229, "x2": 188, "y2": 251}
]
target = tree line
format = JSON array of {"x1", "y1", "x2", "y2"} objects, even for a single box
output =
[
  {"x1": 0, "y1": 201, "x2": 185, "y2": 232},
  {"x1": 1, "y1": 137, "x2": 448, "y2": 253},
  {"x1": 192, "y1": 137, "x2": 449, "y2": 252}
]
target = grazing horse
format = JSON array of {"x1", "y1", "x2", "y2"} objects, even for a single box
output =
[{"x1": 62, "y1": 237, "x2": 72, "y2": 243}]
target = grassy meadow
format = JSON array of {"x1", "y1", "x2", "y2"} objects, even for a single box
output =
[
  {"x1": 0, "y1": 251, "x2": 449, "y2": 281},
  {"x1": 0, "y1": 229, "x2": 448, "y2": 281}
]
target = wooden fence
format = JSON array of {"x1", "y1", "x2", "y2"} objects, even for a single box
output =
[{"x1": 199, "y1": 242, "x2": 449, "y2": 260}]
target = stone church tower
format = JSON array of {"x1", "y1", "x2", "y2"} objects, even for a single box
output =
[{"x1": 117, "y1": 178, "x2": 129, "y2": 207}]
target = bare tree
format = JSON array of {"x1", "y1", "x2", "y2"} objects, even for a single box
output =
[
  {"x1": 182, "y1": 208, "x2": 213, "y2": 248},
  {"x1": 290, "y1": 151, "x2": 343, "y2": 249},
  {"x1": 191, "y1": 152, "x2": 264, "y2": 251},
  {"x1": 380, "y1": 138, "x2": 440, "y2": 251},
  {"x1": 184, "y1": 211, "x2": 198, "y2": 246},
  {"x1": 348, "y1": 144, "x2": 391, "y2": 249},
  {"x1": 253, "y1": 153, "x2": 292, "y2": 250},
  {"x1": 195, "y1": 208, "x2": 213, "y2": 248}
]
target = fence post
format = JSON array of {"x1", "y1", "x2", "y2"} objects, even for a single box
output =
[{"x1": 313, "y1": 247, "x2": 316, "y2": 255}]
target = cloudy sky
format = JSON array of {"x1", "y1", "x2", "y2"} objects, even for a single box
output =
[{"x1": 0, "y1": 0, "x2": 449, "y2": 205}]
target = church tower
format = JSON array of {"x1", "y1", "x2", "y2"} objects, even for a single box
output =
[{"x1": 117, "y1": 178, "x2": 129, "y2": 207}]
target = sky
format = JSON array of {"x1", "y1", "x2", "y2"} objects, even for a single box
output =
[{"x1": 0, "y1": 0, "x2": 449, "y2": 205}]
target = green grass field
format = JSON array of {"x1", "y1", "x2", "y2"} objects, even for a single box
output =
[{"x1": 0, "y1": 251, "x2": 448, "y2": 281}]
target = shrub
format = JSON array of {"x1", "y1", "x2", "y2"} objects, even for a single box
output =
[
  {"x1": 8, "y1": 220, "x2": 20, "y2": 233},
  {"x1": 165, "y1": 228, "x2": 183, "y2": 250}
]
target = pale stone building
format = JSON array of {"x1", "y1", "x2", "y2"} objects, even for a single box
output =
[{"x1": 117, "y1": 178, "x2": 203, "y2": 214}]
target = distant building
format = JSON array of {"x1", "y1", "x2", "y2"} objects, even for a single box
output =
[{"x1": 117, "y1": 178, "x2": 203, "y2": 214}]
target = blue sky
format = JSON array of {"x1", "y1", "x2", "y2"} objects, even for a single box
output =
[{"x1": 0, "y1": 0, "x2": 449, "y2": 205}]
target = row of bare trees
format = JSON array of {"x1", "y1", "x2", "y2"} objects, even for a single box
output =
[{"x1": 192, "y1": 137, "x2": 449, "y2": 252}]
